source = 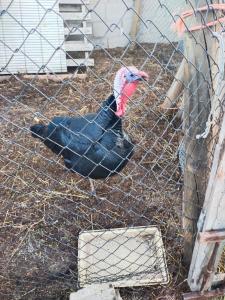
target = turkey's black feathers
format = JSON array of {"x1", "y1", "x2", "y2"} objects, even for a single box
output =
[{"x1": 30, "y1": 94, "x2": 134, "y2": 179}]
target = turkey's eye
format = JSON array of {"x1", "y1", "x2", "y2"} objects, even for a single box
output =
[{"x1": 130, "y1": 74, "x2": 134, "y2": 77}]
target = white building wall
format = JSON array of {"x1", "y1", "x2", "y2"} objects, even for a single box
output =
[
  {"x1": 88, "y1": 0, "x2": 133, "y2": 49},
  {"x1": 88, "y1": 0, "x2": 187, "y2": 49},
  {"x1": 0, "y1": 0, "x2": 67, "y2": 74},
  {"x1": 0, "y1": 0, "x2": 187, "y2": 75}
]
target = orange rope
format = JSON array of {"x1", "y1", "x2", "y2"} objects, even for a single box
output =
[{"x1": 173, "y1": 4, "x2": 225, "y2": 36}]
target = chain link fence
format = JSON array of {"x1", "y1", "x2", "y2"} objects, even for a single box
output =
[{"x1": 1, "y1": 1, "x2": 225, "y2": 299}]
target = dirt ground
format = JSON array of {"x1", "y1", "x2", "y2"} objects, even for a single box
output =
[{"x1": 0, "y1": 43, "x2": 188, "y2": 299}]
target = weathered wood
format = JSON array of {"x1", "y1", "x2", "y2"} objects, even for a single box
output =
[
  {"x1": 159, "y1": 58, "x2": 186, "y2": 112},
  {"x1": 186, "y1": 2, "x2": 225, "y2": 292},
  {"x1": 183, "y1": 288, "x2": 225, "y2": 300},
  {"x1": 198, "y1": 230, "x2": 225, "y2": 243},
  {"x1": 188, "y1": 112, "x2": 225, "y2": 291},
  {"x1": 65, "y1": 41, "x2": 93, "y2": 52},
  {"x1": 130, "y1": 0, "x2": 141, "y2": 43},
  {"x1": 23, "y1": 73, "x2": 87, "y2": 82},
  {"x1": 81, "y1": 5, "x2": 93, "y2": 68},
  {"x1": 0, "y1": 75, "x2": 10, "y2": 82},
  {"x1": 182, "y1": 0, "x2": 220, "y2": 266},
  {"x1": 59, "y1": 0, "x2": 94, "y2": 68},
  {"x1": 60, "y1": 11, "x2": 91, "y2": 21},
  {"x1": 67, "y1": 58, "x2": 94, "y2": 67},
  {"x1": 206, "y1": 30, "x2": 225, "y2": 156},
  {"x1": 59, "y1": 0, "x2": 89, "y2": 4},
  {"x1": 64, "y1": 26, "x2": 92, "y2": 36}
]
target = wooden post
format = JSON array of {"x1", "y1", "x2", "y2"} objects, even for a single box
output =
[
  {"x1": 188, "y1": 112, "x2": 225, "y2": 291},
  {"x1": 182, "y1": 0, "x2": 220, "y2": 265},
  {"x1": 130, "y1": 0, "x2": 141, "y2": 44},
  {"x1": 159, "y1": 58, "x2": 186, "y2": 113}
]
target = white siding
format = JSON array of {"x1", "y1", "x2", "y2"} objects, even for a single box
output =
[{"x1": 0, "y1": 0, "x2": 67, "y2": 74}]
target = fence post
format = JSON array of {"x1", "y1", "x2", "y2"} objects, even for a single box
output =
[
  {"x1": 130, "y1": 0, "x2": 141, "y2": 44},
  {"x1": 187, "y1": 111, "x2": 225, "y2": 292},
  {"x1": 182, "y1": 0, "x2": 220, "y2": 265}
]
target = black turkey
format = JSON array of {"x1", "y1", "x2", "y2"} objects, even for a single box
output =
[{"x1": 30, "y1": 66, "x2": 148, "y2": 193}]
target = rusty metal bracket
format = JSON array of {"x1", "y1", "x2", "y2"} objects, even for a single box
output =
[
  {"x1": 197, "y1": 230, "x2": 225, "y2": 243},
  {"x1": 184, "y1": 230, "x2": 225, "y2": 299},
  {"x1": 183, "y1": 288, "x2": 225, "y2": 300},
  {"x1": 196, "y1": 230, "x2": 225, "y2": 291},
  {"x1": 183, "y1": 289, "x2": 225, "y2": 300},
  {"x1": 198, "y1": 242, "x2": 220, "y2": 290}
]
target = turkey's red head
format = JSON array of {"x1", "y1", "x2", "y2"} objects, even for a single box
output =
[{"x1": 113, "y1": 66, "x2": 148, "y2": 117}]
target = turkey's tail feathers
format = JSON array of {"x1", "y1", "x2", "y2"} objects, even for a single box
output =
[{"x1": 30, "y1": 124, "x2": 47, "y2": 140}]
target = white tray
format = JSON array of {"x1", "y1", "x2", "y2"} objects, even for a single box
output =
[{"x1": 78, "y1": 226, "x2": 169, "y2": 287}]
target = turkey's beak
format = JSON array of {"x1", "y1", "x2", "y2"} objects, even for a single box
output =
[{"x1": 137, "y1": 71, "x2": 149, "y2": 81}]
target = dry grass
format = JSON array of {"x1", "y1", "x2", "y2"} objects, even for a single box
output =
[
  {"x1": 218, "y1": 248, "x2": 225, "y2": 274},
  {"x1": 0, "y1": 44, "x2": 189, "y2": 299}
]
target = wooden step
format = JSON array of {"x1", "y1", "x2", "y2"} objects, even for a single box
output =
[
  {"x1": 64, "y1": 26, "x2": 92, "y2": 36},
  {"x1": 67, "y1": 58, "x2": 94, "y2": 67},
  {"x1": 59, "y1": 0, "x2": 89, "y2": 4},
  {"x1": 65, "y1": 41, "x2": 93, "y2": 52},
  {"x1": 60, "y1": 11, "x2": 90, "y2": 21}
]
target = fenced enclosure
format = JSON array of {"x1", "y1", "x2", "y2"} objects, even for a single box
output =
[{"x1": 1, "y1": 0, "x2": 225, "y2": 299}]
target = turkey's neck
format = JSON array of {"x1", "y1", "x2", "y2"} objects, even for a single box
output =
[{"x1": 96, "y1": 94, "x2": 122, "y2": 131}]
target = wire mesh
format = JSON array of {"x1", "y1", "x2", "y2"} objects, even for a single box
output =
[{"x1": 0, "y1": 0, "x2": 225, "y2": 299}]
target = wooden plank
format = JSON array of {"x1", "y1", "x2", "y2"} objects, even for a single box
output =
[
  {"x1": 66, "y1": 58, "x2": 94, "y2": 67},
  {"x1": 81, "y1": 5, "x2": 90, "y2": 64},
  {"x1": 23, "y1": 73, "x2": 87, "y2": 82},
  {"x1": 59, "y1": 0, "x2": 89, "y2": 4},
  {"x1": 198, "y1": 230, "x2": 225, "y2": 243},
  {"x1": 65, "y1": 41, "x2": 93, "y2": 51},
  {"x1": 187, "y1": 0, "x2": 225, "y2": 290},
  {"x1": 159, "y1": 58, "x2": 186, "y2": 112},
  {"x1": 182, "y1": 0, "x2": 216, "y2": 265},
  {"x1": 59, "y1": 5, "x2": 81, "y2": 12},
  {"x1": 188, "y1": 113, "x2": 225, "y2": 291},
  {"x1": 183, "y1": 288, "x2": 225, "y2": 300},
  {"x1": 130, "y1": 0, "x2": 141, "y2": 43},
  {"x1": 64, "y1": 26, "x2": 92, "y2": 36},
  {"x1": 60, "y1": 11, "x2": 90, "y2": 21},
  {"x1": 0, "y1": 75, "x2": 10, "y2": 82}
]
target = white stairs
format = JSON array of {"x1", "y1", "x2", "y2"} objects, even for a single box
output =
[{"x1": 59, "y1": 0, "x2": 94, "y2": 68}]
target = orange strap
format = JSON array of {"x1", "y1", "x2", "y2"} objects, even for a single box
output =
[{"x1": 173, "y1": 4, "x2": 225, "y2": 36}]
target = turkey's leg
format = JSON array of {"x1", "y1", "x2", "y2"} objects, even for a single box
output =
[
  {"x1": 89, "y1": 179, "x2": 106, "y2": 200},
  {"x1": 89, "y1": 179, "x2": 97, "y2": 196}
]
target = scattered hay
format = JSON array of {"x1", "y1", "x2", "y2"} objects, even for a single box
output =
[{"x1": 0, "y1": 44, "x2": 187, "y2": 300}]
